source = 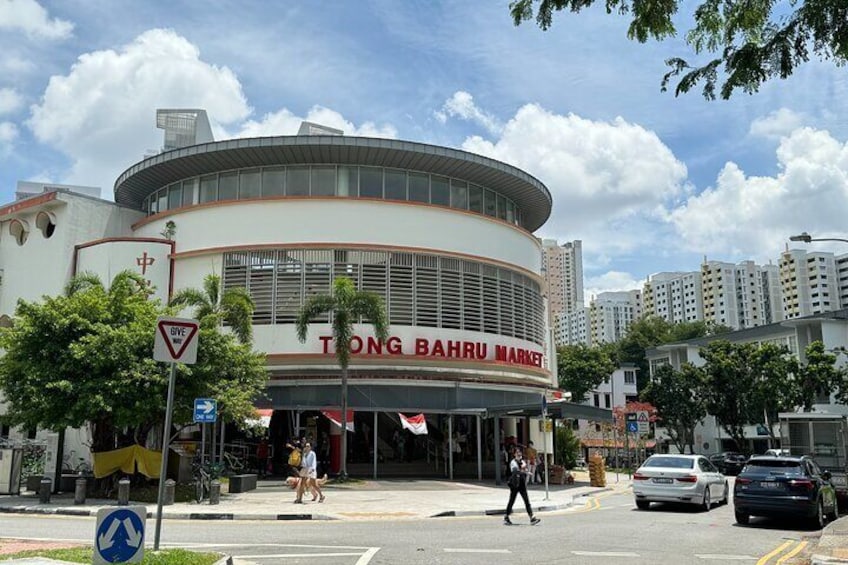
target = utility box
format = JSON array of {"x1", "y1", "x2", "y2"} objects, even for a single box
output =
[{"x1": 0, "y1": 447, "x2": 23, "y2": 495}]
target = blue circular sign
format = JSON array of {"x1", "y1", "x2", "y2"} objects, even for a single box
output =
[{"x1": 96, "y1": 508, "x2": 144, "y2": 563}]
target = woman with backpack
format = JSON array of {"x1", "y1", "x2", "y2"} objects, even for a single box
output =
[{"x1": 504, "y1": 449, "x2": 540, "y2": 526}]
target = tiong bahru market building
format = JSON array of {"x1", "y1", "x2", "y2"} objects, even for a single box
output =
[{"x1": 0, "y1": 110, "x2": 610, "y2": 482}]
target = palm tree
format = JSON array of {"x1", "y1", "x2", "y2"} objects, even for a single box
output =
[
  {"x1": 169, "y1": 273, "x2": 254, "y2": 344},
  {"x1": 296, "y1": 277, "x2": 389, "y2": 479}
]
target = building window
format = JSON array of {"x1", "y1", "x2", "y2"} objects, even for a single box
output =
[{"x1": 624, "y1": 370, "x2": 635, "y2": 384}]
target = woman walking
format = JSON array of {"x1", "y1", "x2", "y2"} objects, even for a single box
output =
[{"x1": 504, "y1": 449, "x2": 539, "y2": 525}]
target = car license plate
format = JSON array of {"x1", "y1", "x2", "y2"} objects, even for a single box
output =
[
  {"x1": 653, "y1": 477, "x2": 673, "y2": 484},
  {"x1": 760, "y1": 481, "x2": 782, "y2": 489}
]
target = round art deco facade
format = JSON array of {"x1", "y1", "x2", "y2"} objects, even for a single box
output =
[{"x1": 115, "y1": 131, "x2": 554, "y2": 474}]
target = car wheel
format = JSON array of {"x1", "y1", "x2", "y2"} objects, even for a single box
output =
[
  {"x1": 812, "y1": 500, "x2": 826, "y2": 530},
  {"x1": 735, "y1": 510, "x2": 749, "y2": 525},
  {"x1": 701, "y1": 487, "x2": 711, "y2": 512},
  {"x1": 636, "y1": 500, "x2": 650, "y2": 510}
]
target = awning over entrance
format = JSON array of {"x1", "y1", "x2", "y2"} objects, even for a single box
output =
[{"x1": 486, "y1": 401, "x2": 613, "y2": 422}]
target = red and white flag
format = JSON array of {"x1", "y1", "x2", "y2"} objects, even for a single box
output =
[
  {"x1": 399, "y1": 413, "x2": 428, "y2": 435},
  {"x1": 321, "y1": 410, "x2": 354, "y2": 432}
]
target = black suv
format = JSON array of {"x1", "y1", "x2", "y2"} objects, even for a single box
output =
[{"x1": 709, "y1": 452, "x2": 748, "y2": 475}]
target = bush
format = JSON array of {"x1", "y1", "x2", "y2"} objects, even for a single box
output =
[{"x1": 555, "y1": 425, "x2": 581, "y2": 469}]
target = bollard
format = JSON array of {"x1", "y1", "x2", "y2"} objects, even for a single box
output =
[
  {"x1": 209, "y1": 480, "x2": 220, "y2": 505},
  {"x1": 117, "y1": 478, "x2": 130, "y2": 506},
  {"x1": 164, "y1": 479, "x2": 176, "y2": 506},
  {"x1": 39, "y1": 478, "x2": 51, "y2": 504},
  {"x1": 74, "y1": 477, "x2": 87, "y2": 505}
]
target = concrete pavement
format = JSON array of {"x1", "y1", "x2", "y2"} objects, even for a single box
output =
[{"x1": 0, "y1": 470, "x2": 625, "y2": 522}]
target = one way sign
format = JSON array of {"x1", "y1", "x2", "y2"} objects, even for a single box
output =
[
  {"x1": 194, "y1": 398, "x2": 217, "y2": 423},
  {"x1": 94, "y1": 506, "x2": 145, "y2": 564}
]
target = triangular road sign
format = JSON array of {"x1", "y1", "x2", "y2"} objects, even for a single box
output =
[
  {"x1": 154, "y1": 317, "x2": 199, "y2": 364},
  {"x1": 637, "y1": 412, "x2": 649, "y2": 422}
]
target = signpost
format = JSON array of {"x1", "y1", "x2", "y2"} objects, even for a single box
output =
[
  {"x1": 194, "y1": 398, "x2": 217, "y2": 424},
  {"x1": 94, "y1": 506, "x2": 146, "y2": 565},
  {"x1": 152, "y1": 316, "x2": 199, "y2": 551},
  {"x1": 541, "y1": 394, "x2": 549, "y2": 501},
  {"x1": 625, "y1": 413, "x2": 638, "y2": 479},
  {"x1": 637, "y1": 410, "x2": 649, "y2": 434}
]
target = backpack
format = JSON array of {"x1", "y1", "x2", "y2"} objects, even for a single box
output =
[{"x1": 288, "y1": 448, "x2": 302, "y2": 467}]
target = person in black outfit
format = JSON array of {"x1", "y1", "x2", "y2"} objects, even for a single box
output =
[{"x1": 504, "y1": 449, "x2": 539, "y2": 525}]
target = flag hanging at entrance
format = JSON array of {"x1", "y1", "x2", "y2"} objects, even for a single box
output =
[
  {"x1": 321, "y1": 410, "x2": 354, "y2": 432},
  {"x1": 399, "y1": 413, "x2": 428, "y2": 435}
]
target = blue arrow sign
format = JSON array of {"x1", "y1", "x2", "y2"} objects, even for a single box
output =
[
  {"x1": 194, "y1": 398, "x2": 217, "y2": 423},
  {"x1": 626, "y1": 421, "x2": 639, "y2": 433},
  {"x1": 95, "y1": 508, "x2": 144, "y2": 564}
]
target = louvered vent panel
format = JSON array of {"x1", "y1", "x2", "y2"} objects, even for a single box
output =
[
  {"x1": 389, "y1": 252, "x2": 414, "y2": 325},
  {"x1": 415, "y1": 254, "x2": 439, "y2": 327},
  {"x1": 275, "y1": 250, "x2": 303, "y2": 323},
  {"x1": 248, "y1": 251, "x2": 275, "y2": 324}
]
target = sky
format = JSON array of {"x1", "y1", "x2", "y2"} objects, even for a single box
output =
[{"x1": 2, "y1": 0, "x2": 848, "y2": 303}]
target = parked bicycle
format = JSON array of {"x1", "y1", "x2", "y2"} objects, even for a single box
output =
[{"x1": 192, "y1": 457, "x2": 224, "y2": 503}]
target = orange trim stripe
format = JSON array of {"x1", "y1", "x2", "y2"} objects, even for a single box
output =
[{"x1": 0, "y1": 192, "x2": 58, "y2": 217}]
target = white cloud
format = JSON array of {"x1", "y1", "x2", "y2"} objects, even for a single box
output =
[
  {"x1": 233, "y1": 105, "x2": 397, "y2": 139},
  {"x1": 0, "y1": 53, "x2": 34, "y2": 74},
  {"x1": 584, "y1": 270, "x2": 643, "y2": 304},
  {"x1": 28, "y1": 29, "x2": 250, "y2": 194},
  {"x1": 458, "y1": 102, "x2": 688, "y2": 250},
  {"x1": 0, "y1": 88, "x2": 22, "y2": 115},
  {"x1": 0, "y1": 0, "x2": 73, "y2": 39},
  {"x1": 0, "y1": 121, "x2": 18, "y2": 155},
  {"x1": 668, "y1": 126, "x2": 848, "y2": 259},
  {"x1": 435, "y1": 91, "x2": 502, "y2": 136},
  {"x1": 750, "y1": 108, "x2": 806, "y2": 140}
]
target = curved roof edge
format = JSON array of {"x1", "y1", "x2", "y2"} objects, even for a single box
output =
[{"x1": 114, "y1": 135, "x2": 552, "y2": 231}]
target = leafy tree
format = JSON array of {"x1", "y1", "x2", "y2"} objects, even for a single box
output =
[
  {"x1": 749, "y1": 342, "x2": 798, "y2": 446},
  {"x1": 699, "y1": 340, "x2": 761, "y2": 451},
  {"x1": 557, "y1": 343, "x2": 618, "y2": 404},
  {"x1": 616, "y1": 316, "x2": 722, "y2": 390},
  {"x1": 555, "y1": 423, "x2": 581, "y2": 469},
  {"x1": 170, "y1": 273, "x2": 254, "y2": 344},
  {"x1": 295, "y1": 277, "x2": 389, "y2": 479},
  {"x1": 0, "y1": 271, "x2": 167, "y2": 451},
  {"x1": 0, "y1": 270, "x2": 268, "y2": 458},
  {"x1": 794, "y1": 341, "x2": 846, "y2": 411},
  {"x1": 642, "y1": 363, "x2": 707, "y2": 454},
  {"x1": 509, "y1": 0, "x2": 848, "y2": 100}
]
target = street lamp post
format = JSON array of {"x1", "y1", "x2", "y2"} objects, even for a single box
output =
[{"x1": 789, "y1": 232, "x2": 848, "y2": 244}]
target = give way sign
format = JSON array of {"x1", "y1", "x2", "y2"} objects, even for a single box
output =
[{"x1": 153, "y1": 316, "x2": 199, "y2": 364}]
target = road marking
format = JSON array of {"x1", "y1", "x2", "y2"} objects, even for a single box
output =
[
  {"x1": 756, "y1": 541, "x2": 794, "y2": 565},
  {"x1": 355, "y1": 547, "x2": 381, "y2": 565},
  {"x1": 695, "y1": 555, "x2": 758, "y2": 560},
  {"x1": 235, "y1": 553, "x2": 364, "y2": 558},
  {"x1": 572, "y1": 551, "x2": 640, "y2": 557},
  {"x1": 776, "y1": 541, "x2": 807, "y2": 564},
  {"x1": 444, "y1": 549, "x2": 511, "y2": 553}
]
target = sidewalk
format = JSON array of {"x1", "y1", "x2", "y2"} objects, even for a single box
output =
[
  {"x1": 813, "y1": 517, "x2": 848, "y2": 564},
  {"x1": 0, "y1": 470, "x2": 626, "y2": 522}
]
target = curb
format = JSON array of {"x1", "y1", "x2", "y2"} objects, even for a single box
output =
[
  {"x1": 429, "y1": 491, "x2": 597, "y2": 518},
  {"x1": 0, "y1": 506, "x2": 335, "y2": 521},
  {"x1": 811, "y1": 555, "x2": 848, "y2": 564}
]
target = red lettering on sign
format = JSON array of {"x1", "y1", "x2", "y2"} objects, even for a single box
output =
[
  {"x1": 447, "y1": 340, "x2": 460, "y2": 358},
  {"x1": 415, "y1": 338, "x2": 429, "y2": 355},
  {"x1": 319, "y1": 336, "x2": 333, "y2": 354},
  {"x1": 462, "y1": 342, "x2": 475, "y2": 359},
  {"x1": 386, "y1": 336, "x2": 402, "y2": 354},
  {"x1": 431, "y1": 339, "x2": 445, "y2": 357},
  {"x1": 495, "y1": 345, "x2": 507, "y2": 362},
  {"x1": 350, "y1": 336, "x2": 363, "y2": 354},
  {"x1": 476, "y1": 343, "x2": 487, "y2": 359},
  {"x1": 366, "y1": 336, "x2": 383, "y2": 355}
]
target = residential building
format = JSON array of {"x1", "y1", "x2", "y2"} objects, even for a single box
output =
[
  {"x1": 589, "y1": 290, "x2": 641, "y2": 344},
  {"x1": 780, "y1": 248, "x2": 845, "y2": 319},
  {"x1": 541, "y1": 239, "x2": 584, "y2": 320},
  {"x1": 701, "y1": 259, "x2": 783, "y2": 330},
  {"x1": 642, "y1": 271, "x2": 703, "y2": 323},
  {"x1": 554, "y1": 307, "x2": 590, "y2": 346}
]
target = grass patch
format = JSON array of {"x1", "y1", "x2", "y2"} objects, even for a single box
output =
[{"x1": 0, "y1": 547, "x2": 221, "y2": 565}]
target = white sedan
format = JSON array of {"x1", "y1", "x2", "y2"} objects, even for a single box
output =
[{"x1": 633, "y1": 454, "x2": 729, "y2": 511}]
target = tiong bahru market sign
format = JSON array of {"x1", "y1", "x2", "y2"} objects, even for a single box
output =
[{"x1": 318, "y1": 335, "x2": 544, "y2": 369}]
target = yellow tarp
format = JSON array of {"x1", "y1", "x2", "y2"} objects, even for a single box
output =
[{"x1": 92, "y1": 445, "x2": 162, "y2": 479}]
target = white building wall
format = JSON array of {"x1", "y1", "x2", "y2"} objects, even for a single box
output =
[{"x1": 134, "y1": 199, "x2": 542, "y2": 276}]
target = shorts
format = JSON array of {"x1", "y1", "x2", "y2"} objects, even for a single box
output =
[{"x1": 306, "y1": 469, "x2": 317, "y2": 479}]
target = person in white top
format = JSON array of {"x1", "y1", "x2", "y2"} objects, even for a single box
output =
[{"x1": 299, "y1": 443, "x2": 324, "y2": 503}]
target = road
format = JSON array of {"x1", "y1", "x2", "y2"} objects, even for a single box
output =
[{"x1": 0, "y1": 489, "x2": 821, "y2": 564}]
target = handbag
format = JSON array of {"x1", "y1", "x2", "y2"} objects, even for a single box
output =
[{"x1": 507, "y1": 471, "x2": 522, "y2": 488}]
